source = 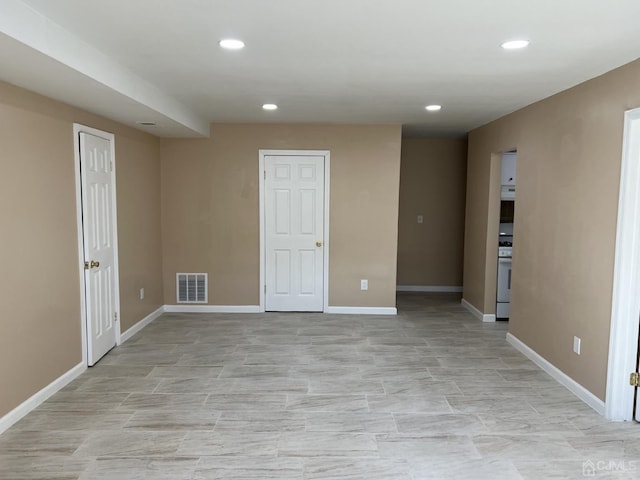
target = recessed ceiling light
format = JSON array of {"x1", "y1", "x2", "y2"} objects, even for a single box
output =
[
  {"x1": 501, "y1": 39, "x2": 530, "y2": 50},
  {"x1": 262, "y1": 103, "x2": 278, "y2": 110},
  {"x1": 219, "y1": 38, "x2": 245, "y2": 50},
  {"x1": 136, "y1": 121, "x2": 156, "y2": 126},
  {"x1": 425, "y1": 105, "x2": 442, "y2": 112}
]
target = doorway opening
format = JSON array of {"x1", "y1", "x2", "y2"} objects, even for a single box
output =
[{"x1": 496, "y1": 150, "x2": 516, "y2": 321}]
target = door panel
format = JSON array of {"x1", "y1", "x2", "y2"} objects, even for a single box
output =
[
  {"x1": 80, "y1": 132, "x2": 117, "y2": 365},
  {"x1": 275, "y1": 190, "x2": 291, "y2": 234},
  {"x1": 299, "y1": 190, "x2": 316, "y2": 234},
  {"x1": 275, "y1": 250, "x2": 291, "y2": 294},
  {"x1": 265, "y1": 155, "x2": 324, "y2": 311},
  {"x1": 299, "y1": 250, "x2": 316, "y2": 295}
]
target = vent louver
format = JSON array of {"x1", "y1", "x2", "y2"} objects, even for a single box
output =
[{"x1": 176, "y1": 273, "x2": 207, "y2": 303}]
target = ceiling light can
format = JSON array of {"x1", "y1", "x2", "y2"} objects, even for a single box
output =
[
  {"x1": 501, "y1": 39, "x2": 529, "y2": 50},
  {"x1": 425, "y1": 105, "x2": 442, "y2": 112},
  {"x1": 219, "y1": 39, "x2": 245, "y2": 50},
  {"x1": 262, "y1": 103, "x2": 278, "y2": 110}
]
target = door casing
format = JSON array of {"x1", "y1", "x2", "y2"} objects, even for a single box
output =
[
  {"x1": 73, "y1": 123, "x2": 121, "y2": 365},
  {"x1": 259, "y1": 149, "x2": 330, "y2": 312}
]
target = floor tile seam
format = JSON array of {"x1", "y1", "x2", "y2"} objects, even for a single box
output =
[
  {"x1": 74, "y1": 452, "x2": 203, "y2": 462},
  {"x1": 117, "y1": 392, "x2": 211, "y2": 400},
  {"x1": 472, "y1": 451, "x2": 596, "y2": 462},
  {"x1": 0, "y1": 448, "x2": 83, "y2": 458},
  {"x1": 389, "y1": 413, "x2": 402, "y2": 434},
  {"x1": 152, "y1": 378, "x2": 240, "y2": 394},
  {"x1": 65, "y1": 427, "x2": 189, "y2": 438},
  {"x1": 441, "y1": 396, "x2": 456, "y2": 414},
  {"x1": 467, "y1": 429, "x2": 587, "y2": 438},
  {"x1": 469, "y1": 431, "x2": 587, "y2": 443},
  {"x1": 276, "y1": 451, "x2": 383, "y2": 460},
  {"x1": 522, "y1": 399, "x2": 548, "y2": 416},
  {"x1": 123, "y1": 426, "x2": 217, "y2": 433}
]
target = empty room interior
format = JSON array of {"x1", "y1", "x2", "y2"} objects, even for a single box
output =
[{"x1": 2, "y1": 1, "x2": 640, "y2": 479}]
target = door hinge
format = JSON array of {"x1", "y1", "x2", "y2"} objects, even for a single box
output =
[
  {"x1": 631, "y1": 372, "x2": 640, "y2": 387},
  {"x1": 114, "y1": 312, "x2": 119, "y2": 322},
  {"x1": 264, "y1": 285, "x2": 266, "y2": 294},
  {"x1": 264, "y1": 170, "x2": 266, "y2": 180},
  {"x1": 110, "y1": 160, "x2": 114, "y2": 172}
]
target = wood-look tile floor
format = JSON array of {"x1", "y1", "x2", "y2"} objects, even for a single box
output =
[{"x1": 1, "y1": 293, "x2": 639, "y2": 479}]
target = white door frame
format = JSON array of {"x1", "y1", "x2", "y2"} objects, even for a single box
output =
[
  {"x1": 73, "y1": 123, "x2": 122, "y2": 365},
  {"x1": 606, "y1": 108, "x2": 640, "y2": 420},
  {"x1": 259, "y1": 149, "x2": 330, "y2": 312}
]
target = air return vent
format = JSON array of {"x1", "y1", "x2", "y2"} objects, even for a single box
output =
[{"x1": 176, "y1": 273, "x2": 208, "y2": 303}]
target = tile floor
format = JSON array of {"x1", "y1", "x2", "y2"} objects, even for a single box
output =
[{"x1": 1, "y1": 293, "x2": 639, "y2": 479}]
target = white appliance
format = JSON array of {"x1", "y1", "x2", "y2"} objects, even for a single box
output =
[
  {"x1": 501, "y1": 185, "x2": 516, "y2": 200},
  {"x1": 496, "y1": 223, "x2": 513, "y2": 319},
  {"x1": 497, "y1": 247, "x2": 512, "y2": 319},
  {"x1": 501, "y1": 152, "x2": 517, "y2": 186}
]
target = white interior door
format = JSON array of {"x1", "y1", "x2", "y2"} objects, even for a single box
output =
[
  {"x1": 80, "y1": 132, "x2": 118, "y2": 365},
  {"x1": 265, "y1": 155, "x2": 324, "y2": 311}
]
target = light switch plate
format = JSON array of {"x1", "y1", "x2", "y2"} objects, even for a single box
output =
[
  {"x1": 573, "y1": 336, "x2": 581, "y2": 355},
  {"x1": 360, "y1": 279, "x2": 368, "y2": 291},
  {"x1": 417, "y1": 215, "x2": 423, "y2": 224}
]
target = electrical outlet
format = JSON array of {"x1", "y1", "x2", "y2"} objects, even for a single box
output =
[
  {"x1": 573, "y1": 336, "x2": 581, "y2": 355},
  {"x1": 139, "y1": 288, "x2": 145, "y2": 300},
  {"x1": 417, "y1": 215, "x2": 424, "y2": 224},
  {"x1": 360, "y1": 279, "x2": 368, "y2": 291}
]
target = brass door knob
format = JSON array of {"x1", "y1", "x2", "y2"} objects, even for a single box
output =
[
  {"x1": 316, "y1": 241, "x2": 323, "y2": 247},
  {"x1": 90, "y1": 260, "x2": 100, "y2": 268}
]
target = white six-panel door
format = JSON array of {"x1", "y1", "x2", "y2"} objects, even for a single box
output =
[
  {"x1": 265, "y1": 155, "x2": 325, "y2": 311},
  {"x1": 80, "y1": 132, "x2": 118, "y2": 365}
]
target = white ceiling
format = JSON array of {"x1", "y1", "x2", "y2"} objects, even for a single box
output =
[{"x1": 2, "y1": 0, "x2": 640, "y2": 137}]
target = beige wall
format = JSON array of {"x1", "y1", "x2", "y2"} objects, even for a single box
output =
[
  {"x1": 463, "y1": 58, "x2": 640, "y2": 400},
  {"x1": 160, "y1": 124, "x2": 402, "y2": 308},
  {"x1": 397, "y1": 138, "x2": 467, "y2": 287},
  {"x1": 0, "y1": 82, "x2": 163, "y2": 417},
  {"x1": 116, "y1": 136, "x2": 164, "y2": 331}
]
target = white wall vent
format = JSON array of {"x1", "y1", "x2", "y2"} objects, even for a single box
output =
[{"x1": 176, "y1": 273, "x2": 208, "y2": 303}]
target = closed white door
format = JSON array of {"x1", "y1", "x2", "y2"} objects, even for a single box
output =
[
  {"x1": 265, "y1": 155, "x2": 324, "y2": 311},
  {"x1": 80, "y1": 132, "x2": 118, "y2": 365}
]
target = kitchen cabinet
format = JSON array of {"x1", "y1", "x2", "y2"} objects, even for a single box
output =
[
  {"x1": 501, "y1": 152, "x2": 516, "y2": 186},
  {"x1": 500, "y1": 200, "x2": 514, "y2": 223}
]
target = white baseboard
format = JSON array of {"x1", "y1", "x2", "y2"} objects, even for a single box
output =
[
  {"x1": 164, "y1": 304, "x2": 397, "y2": 315},
  {"x1": 461, "y1": 298, "x2": 496, "y2": 322},
  {"x1": 120, "y1": 305, "x2": 165, "y2": 344},
  {"x1": 164, "y1": 305, "x2": 261, "y2": 313},
  {"x1": 397, "y1": 285, "x2": 463, "y2": 293},
  {"x1": 506, "y1": 333, "x2": 605, "y2": 416},
  {"x1": 0, "y1": 362, "x2": 86, "y2": 435},
  {"x1": 325, "y1": 306, "x2": 397, "y2": 315}
]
